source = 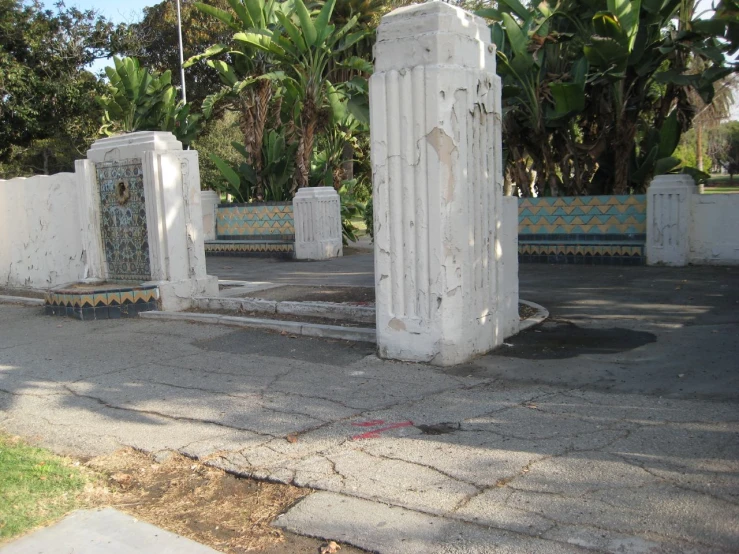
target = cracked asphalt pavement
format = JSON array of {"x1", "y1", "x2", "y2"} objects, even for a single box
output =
[{"x1": 1, "y1": 264, "x2": 737, "y2": 553}]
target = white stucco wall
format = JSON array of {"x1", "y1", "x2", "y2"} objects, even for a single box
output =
[
  {"x1": 689, "y1": 193, "x2": 739, "y2": 265},
  {"x1": 0, "y1": 172, "x2": 85, "y2": 289}
]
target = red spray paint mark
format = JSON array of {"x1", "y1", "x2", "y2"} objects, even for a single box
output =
[
  {"x1": 351, "y1": 421, "x2": 414, "y2": 440},
  {"x1": 351, "y1": 419, "x2": 386, "y2": 427}
]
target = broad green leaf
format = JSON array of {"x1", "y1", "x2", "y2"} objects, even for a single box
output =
[
  {"x1": 502, "y1": 13, "x2": 530, "y2": 59},
  {"x1": 475, "y1": 7, "x2": 503, "y2": 20},
  {"x1": 584, "y1": 36, "x2": 629, "y2": 69},
  {"x1": 202, "y1": 88, "x2": 230, "y2": 118},
  {"x1": 294, "y1": 0, "x2": 317, "y2": 46},
  {"x1": 183, "y1": 44, "x2": 228, "y2": 68},
  {"x1": 245, "y1": 0, "x2": 265, "y2": 27},
  {"x1": 276, "y1": 11, "x2": 307, "y2": 52},
  {"x1": 548, "y1": 82, "x2": 585, "y2": 116},
  {"x1": 607, "y1": 0, "x2": 641, "y2": 47},
  {"x1": 657, "y1": 111, "x2": 680, "y2": 159},
  {"x1": 207, "y1": 60, "x2": 238, "y2": 86},
  {"x1": 209, "y1": 153, "x2": 241, "y2": 188},
  {"x1": 631, "y1": 146, "x2": 658, "y2": 184},
  {"x1": 231, "y1": 141, "x2": 251, "y2": 160},
  {"x1": 654, "y1": 156, "x2": 680, "y2": 175},
  {"x1": 592, "y1": 11, "x2": 626, "y2": 41},
  {"x1": 498, "y1": 0, "x2": 531, "y2": 20},
  {"x1": 226, "y1": 0, "x2": 254, "y2": 27},
  {"x1": 333, "y1": 30, "x2": 367, "y2": 52},
  {"x1": 315, "y1": 0, "x2": 337, "y2": 43},
  {"x1": 680, "y1": 166, "x2": 710, "y2": 184},
  {"x1": 194, "y1": 3, "x2": 238, "y2": 30},
  {"x1": 336, "y1": 56, "x2": 373, "y2": 73},
  {"x1": 326, "y1": 82, "x2": 347, "y2": 123}
]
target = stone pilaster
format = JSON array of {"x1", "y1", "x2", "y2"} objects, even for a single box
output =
[
  {"x1": 371, "y1": 1, "x2": 512, "y2": 365},
  {"x1": 647, "y1": 174, "x2": 696, "y2": 266},
  {"x1": 293, "y1": 186, "x2": 343, "y2": 260}
]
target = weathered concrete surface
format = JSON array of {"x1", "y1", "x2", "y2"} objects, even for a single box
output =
[
  {"x1": 205, "y1": 252, "x2": 374, "y2": 287},
  {"x1": 1, "y1": 265, "x2": 737, "y2": 553}
]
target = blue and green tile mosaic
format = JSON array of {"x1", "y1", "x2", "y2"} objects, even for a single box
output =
[
  {"x1": 216, "y1": 203, "x2": 294, "y2": 238},
  {"x1": 518, "y1": 195, "x2": 647, "y2": 265},
  {"x1": 96, "y1": 159, "x2": 151, "y2": 281},
  {"x1": 44, "y1": 285, "x2": 159, "y2": 321}
]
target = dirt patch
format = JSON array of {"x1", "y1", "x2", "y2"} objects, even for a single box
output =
[
  {"x1": 87, "y1": 448, "x2": 366, "y2": 553},
  {"x1": 519, "y1": 303, "x2": 538, "y2": 320},
  {"x1": 241, "y1": 286, "x2": 375, "y2": 305},
  {"x1": 0, "y1": 287, "x2": 45, "y2": 299}
]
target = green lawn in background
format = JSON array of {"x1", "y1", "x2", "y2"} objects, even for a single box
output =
[
  {"x1": 350, "y1": 216, "x2": 367, "y2": 233},
  {"x1": 0, "y1": 433, "x2": 89, "y2": 542}
]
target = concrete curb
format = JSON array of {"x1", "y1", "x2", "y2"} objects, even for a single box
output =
[
  {"x1": 0, "y1": 295, "x2": 45, "y2": 306},
  {"x1": 519, "y1": 299, "x2": 549, "y2": 331},
  {"x1": 138, "y1": 311, "x2": 376, "y2": 343},
  {"x1": 193, "y1": 296, "x2": 376, "y2": 324}
]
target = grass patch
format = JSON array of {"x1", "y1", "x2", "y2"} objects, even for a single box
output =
[
  {"x1": 0, "y1": 434, "x2": 90, "y2": 541},
  {"x1": 703, "y1": 186, "x2": 739, "y2": 194}
]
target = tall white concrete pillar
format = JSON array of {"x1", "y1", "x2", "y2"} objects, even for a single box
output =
[
  {"x1": 646, "y1": 174, "x2": 696, "y2": 266},
  {"x1": 293, "y1": 186, "x2": 343, "y2": 260},
  {"x1": 371, "y1": 1, "x2": 510, "y2": 365}
]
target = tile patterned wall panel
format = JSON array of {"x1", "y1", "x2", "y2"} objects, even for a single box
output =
[
  {"x1": 518, "y1": 195, "x2": 647, "y2": 265},
  {"x1": 96, "y1": 159, "x2": 151, "y2": 280},
  {"x1": 216, "y1": 203, "x2": 294, "y2": 239},
  {"x1": 519, "y1": 195, "x2": 646, "y2": 235}
]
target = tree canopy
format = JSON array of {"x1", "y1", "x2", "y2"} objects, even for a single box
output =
[{"x1": 0, "y1": 0, "x2": 133, "y2": 176}]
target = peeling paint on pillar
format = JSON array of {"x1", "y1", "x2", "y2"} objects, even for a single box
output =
[{"x1": 371, "y1": 1, "x2": 519, "y2": 366}]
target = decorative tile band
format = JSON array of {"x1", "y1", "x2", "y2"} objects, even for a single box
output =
[
  {"x1": 204, "y1": 241, "x2": 294, "y2": 257},
  {"x1": 519, "y1": 244, "x2": 645, "y2": 266},
  {"x1": 44, "y1": 284, "x2": 159, "y2": 321},
  {"x1": 519, "y1": 195, "x2": 646, "y2": 235},
  {"x1": 216, "y1": 203, "x2": 294, "y2": 238}
]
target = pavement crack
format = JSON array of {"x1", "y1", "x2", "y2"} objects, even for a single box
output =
[{"x1": 60, "y1": 384, "x2": 279, "y2": 439}]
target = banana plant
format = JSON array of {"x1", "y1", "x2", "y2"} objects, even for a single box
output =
[
  {"x1": 208, "y1": 128, "x2": 297, "y2": 203},
  {"x1": 186, "y1": 0, "x2": 284, "y2": 200},
  {"x1": 98, "y1": 56, "x2": 201, "y2": 146},
  {"x1": 233, "y1": 0, "x2": 369, "y2": 191},
  {"x1": 477, "y1": 0, "x2": 737, "y2": 195}
]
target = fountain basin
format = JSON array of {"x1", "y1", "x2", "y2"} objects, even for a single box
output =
[{"x1": 44, "y1": 281, "x2": 159, "y2": 320}]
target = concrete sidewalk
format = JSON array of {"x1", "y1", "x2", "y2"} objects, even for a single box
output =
[
  {"x1": 0, "y1": 508, "x2": 219, "y2": 554},
  {"x1": 1, "y1": 264, "x2": 737, "y2": 553}
]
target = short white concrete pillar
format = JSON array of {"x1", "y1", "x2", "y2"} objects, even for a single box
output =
[
  {"x1": 86, "y1": 131, "x2": 218, "y2": 310},
  {"x1": 201, "y1": 190, "x2": 220, "y2": 241},
  {"x1": 371, "y1": 1, "x2": 510, "y2": 365},
  {"x1": 293, "y1": 186, "x2": 343, "y2": 260},
  {"x1": 646, "y1": 174, "x2": 696, "y2": 266}
]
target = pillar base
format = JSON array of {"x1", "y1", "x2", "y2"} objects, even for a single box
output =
[{"x1": 153, "y1": 275, "x2": 219, "y2": 312}]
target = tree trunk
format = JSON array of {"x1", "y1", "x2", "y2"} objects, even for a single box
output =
[
  {"x1": 612, "y1": 122, "x2": 637, "y2": 194},
  {"x1": 294, "y1": 119, "x2": 316, "y2": 192},
  {"x1": 341, "y1": 140, "x2": 354, "y2": 183},
  {"x1": 253, "y1": 81, "x2": 273, "y2": 201},
  {"x1": 696, "y1": 123, "x2": 703, "y2": 171}
]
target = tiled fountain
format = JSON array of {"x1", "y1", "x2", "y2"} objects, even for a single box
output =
[{"x1": 44, "y1": 131, "x2": 217, "y2": 320}]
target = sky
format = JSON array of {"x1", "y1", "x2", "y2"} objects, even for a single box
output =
[{"x1": 48, "y1": 0, "x2": 156, "y2": 24}]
